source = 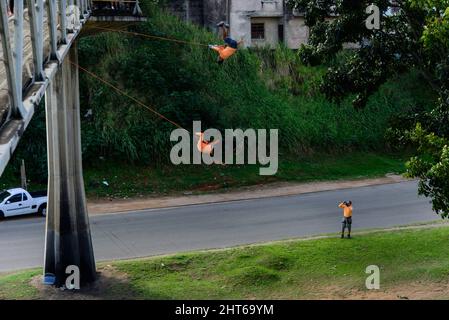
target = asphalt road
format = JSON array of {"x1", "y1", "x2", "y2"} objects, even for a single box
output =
[{"x1": 0, "y1": 181, "x2": 438, "y2": 272}]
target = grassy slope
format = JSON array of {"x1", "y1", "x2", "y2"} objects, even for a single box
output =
[
  {"x1": 0, "y1": 152, "x2": 407, "y2": 198},
  {"x1": 81, "y1": 152, "x2": 407, "y2": 198},
  {"x1": 0, "y1": 10, "x2": 435, "y2": 197},
  {"x1": 2, "y1": 226, "x2": 449, "y2": 299}
]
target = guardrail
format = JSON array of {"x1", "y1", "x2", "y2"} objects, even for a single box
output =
[{"x1": 0, "y1": 0, "x2": 92, "y2": 175}]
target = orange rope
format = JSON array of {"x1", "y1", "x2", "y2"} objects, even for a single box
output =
[
  {"x1": 90, "y1": 25, "x2": 210, "y2": 47},
  {"x1": 70, "y1": 25, "x2": 215, "y2": 129},
  {"x1": 71, "y1": 61, "x2": 185, "y2": 130}
]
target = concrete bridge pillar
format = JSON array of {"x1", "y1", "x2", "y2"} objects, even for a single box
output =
[{"x1": 44, "y1": 42, "x2": 96, "y2": 287}]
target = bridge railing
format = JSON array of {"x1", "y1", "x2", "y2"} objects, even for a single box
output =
[
  {"x1": 0, "y1": 0, "x2": 92, "y2": 175},
  {"x1": 91, "y1": 0, "x2": 142, "y2": 16}
]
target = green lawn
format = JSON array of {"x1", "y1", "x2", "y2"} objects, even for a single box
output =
[
  {"x1": 0, "y1": 271, "x2": 40, "y2": 300},
  {"x1": 0, "y1": 152, "x2": 407, "y2": 199},
  {"x1": 2, "y1": 225, "x2": 449, "y2": 300}
]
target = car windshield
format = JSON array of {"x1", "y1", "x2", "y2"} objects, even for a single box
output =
[{"x1": 0, "y1": 191, "x2": 11, "y2": 203}]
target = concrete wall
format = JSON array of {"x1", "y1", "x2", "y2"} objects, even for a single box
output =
[
  {"x1": 249, "y1": 17, "x2": 280, "y2": 48},
  {"x1": 188, "y1": 0, "x2": 205, "y2": 26},
  {"x1": 285, "y1": 16, "x2": 308, "y2": 49},
  {"x1": 166, "y1": 0, "x2": 227, "y2": 31},
  {"x1": 229, "y1": 0, "x2": 308, "y2": 49},
  {"x1": 203, "y1": 0, "x2": 228, "y2": 31},
  {"x1": 165, "y1": 0, "x2": 310, "y2": 49},
  {"x1": 167, "y1": 0, "x2": 204, "y2": 26},
  {"x1": 229, "y1": 0, "x2": 281, "y2": 47}
]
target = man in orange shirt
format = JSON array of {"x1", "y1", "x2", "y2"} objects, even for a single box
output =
[
  {"x1": 209, "y1": 22, "x2": 243, "y2": 64},
  {"x1": 339, "y1": 201, "x2": 353, "y2": 239}
]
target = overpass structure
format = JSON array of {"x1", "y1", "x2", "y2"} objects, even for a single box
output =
[{"x1": 0, "y1": 0, "x2": 144, "y2": 287}]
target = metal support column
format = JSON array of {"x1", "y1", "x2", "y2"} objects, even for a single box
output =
[{"x1": 44, "y1": 43, "x2": 96, "y2": 287}]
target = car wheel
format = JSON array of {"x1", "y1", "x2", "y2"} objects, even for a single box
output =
[
  {"x1": 38, "y1": 204, "x2": 47, "y2": 217},
  {"x1": 0, "y1": 211, "x2": 4, "y2": 219}
]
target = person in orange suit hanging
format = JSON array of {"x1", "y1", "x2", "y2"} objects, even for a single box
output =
[
  {"x1": 209, "y1": 22, "x2": 243, "y2": 64},
  {"x1": 195, "y1": 132, "x2": 220, "y2": 156},
  {"x1": 339, "y1": 201, "x2": 353, "y2": 239}
]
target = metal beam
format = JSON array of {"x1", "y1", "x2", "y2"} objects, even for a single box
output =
[
  {"x1": 67, "y1": 1, "x2": 81, "y2": 33},
  {"x1": 0, "y1": 0, "x2": 26, "y2": 118},
  {"x1": 59, "y1": 0, "x2": 68, "y2": 44},
  {"x1": 13, "y1": 0, "x2": 24, "y2": 109},
  {"x1": 26, "y1": 0, "x2": 45, "y2": 81},
  {"x1": 75, "y1": 0, "x2": 81, "y2": 19},
  {"x1": 47, "y1": 0, "x2": 60, "y2": 61},
  {"x1": 83, "y1": 0, "x2": 87, "y2": 15}
]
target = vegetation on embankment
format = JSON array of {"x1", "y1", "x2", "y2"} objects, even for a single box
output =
[
  {"x1": 2, "y1": 225, "x2": 449, "y2": 300},
  {"x1": 0, "y1": 6, "x2": 436, "y2": 197},
  {"x1": 0, "y1": 152, "x2": 406, "y2": 198}
]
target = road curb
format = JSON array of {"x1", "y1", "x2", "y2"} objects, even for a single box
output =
[{"x1": 87, "y1": 175, "x2": 412, "y2": 216}]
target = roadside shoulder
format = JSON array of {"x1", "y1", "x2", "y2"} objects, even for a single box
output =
[{"x1": 87, "y1": 174, "x2": 411, "y2": 215}]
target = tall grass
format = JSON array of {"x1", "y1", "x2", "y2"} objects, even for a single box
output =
[{"x1": 0, "y1": 6, "x2": 436, "y2": 182}]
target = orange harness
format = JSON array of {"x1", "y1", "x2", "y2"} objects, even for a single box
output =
[{"x1": 196, "y1": 132, "x2": 220, "y2": 155}]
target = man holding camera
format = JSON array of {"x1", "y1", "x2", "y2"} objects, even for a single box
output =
[{"x1": 339, "y1": 201, "x2": 353, "y2": 239}]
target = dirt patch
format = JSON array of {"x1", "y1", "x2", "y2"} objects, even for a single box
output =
[
  {"x1": 192, "y1": 183, "x2": 223, "y2": 192},
  {"x1": 87, "y1": 175, "x2": 409, "y2": 215},
  {"x1": 30, "y1": 265, "x2": 138, "y2": 300},
  {"x1": 315, "y1": 281, "x2": 449, "y2": 300}
]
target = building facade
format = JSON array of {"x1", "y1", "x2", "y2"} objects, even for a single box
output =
[
  {"x1": 229, "y1": 0, "x2": 308, "y2": 49},
  {"x1": 166, "y1": 0, "x2": 309, "y2": 49},
  {"x1": 166, "y1": 0, "x2": 229, "y2": 32}
]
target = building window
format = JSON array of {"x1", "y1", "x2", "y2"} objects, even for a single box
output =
[
  {"x1": 251, "y1": 23, "x2": 265, "y2": 40},
  {"x1": 278, "y1": 24, "x2": 284, "y2": 43}
]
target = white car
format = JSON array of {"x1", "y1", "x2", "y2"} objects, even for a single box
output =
[{"x1": 0, "y1": 188, "x2": 47, "y2": 218}]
